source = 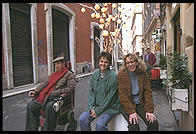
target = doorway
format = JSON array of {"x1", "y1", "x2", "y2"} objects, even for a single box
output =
[
  {"x1": 173, "y1": 9, "x2": 180, "y2": 53},
  {"x1": 9, "y1": 3, "x2": 33, "y2": 87},
  {"x1": 52, "y1": 9, "x2": 70, "y2": 61}
]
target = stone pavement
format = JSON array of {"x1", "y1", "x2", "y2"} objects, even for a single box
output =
[{"x1": 151, "y1": 89, "x2": 179, "y2": 131}]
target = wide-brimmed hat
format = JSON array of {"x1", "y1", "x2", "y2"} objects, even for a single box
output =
[{"x1": 52, "y1": 56, "x2": 64, "y2": 63}]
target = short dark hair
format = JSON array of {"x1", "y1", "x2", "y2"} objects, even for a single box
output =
[{"x1": 98, "y1": 51, "x2": 112, "y2": 64}]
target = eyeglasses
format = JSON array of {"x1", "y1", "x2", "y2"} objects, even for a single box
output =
[{"x1": 125, "y1": 60, "x2": 135, "y2": 65}]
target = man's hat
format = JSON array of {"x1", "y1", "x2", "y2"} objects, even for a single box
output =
[{"x1": 52, "y1": 56, "x2": 64, "y2": 63}]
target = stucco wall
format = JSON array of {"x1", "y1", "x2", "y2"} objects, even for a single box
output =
[
  {"x1": 64, "y1": 3, "x2": 100, "y2": 74},
  {"x1": 181, "y1": 3, "x2": 194, "y2": 131},
  {"x1": 65, "y1": 3, "x2": 97, "y2": 63},
  {"x1": 37, "y1": 3, "x2": 48, "y2": 82},
  {"x1": 166, "y1": 3, "x2": 194, "y2": 131}
]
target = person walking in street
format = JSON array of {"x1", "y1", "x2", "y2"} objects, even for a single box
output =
[
  {"x1": 117, "y1": 53, "x2": 159, "y2": 131},
  {"x1": 79, "y1": 51, "x2": 120, "y2": 131},
  {"x1": 144, "y1": 48, "x2": 156, "y2": 76},
  {"x1": 25, "y1": 56, "x2": 75, "y2": 131}
]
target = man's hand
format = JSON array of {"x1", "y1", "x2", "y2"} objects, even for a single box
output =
[
  {"x1": 129, "y1": 112, "x2": 139, "y2": 124},
  {"x1": 146, "y1": 112, "x2": 156, "y2": 123},
  {"x1": 28, "y1": 91, "x2": 36, "y2": 98}
]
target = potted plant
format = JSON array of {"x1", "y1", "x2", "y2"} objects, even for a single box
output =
[{"x1": 162, "y1": 52, "x2": 192, "y2": 111}]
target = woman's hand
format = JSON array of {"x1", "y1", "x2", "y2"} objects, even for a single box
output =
[
  {"x1": 89, "y1": 109, "x2": 96, "y2": 118},
  {"x1": 146, "y1": 112, "x2": 156, "y2": 123},
  {"x1": 129, "y1": 113, "x2": 139, "y2": 124}
]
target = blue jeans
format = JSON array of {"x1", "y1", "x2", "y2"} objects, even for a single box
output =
[{"x1": 79, "y1": 111, "x2": 112, "y2": 131}]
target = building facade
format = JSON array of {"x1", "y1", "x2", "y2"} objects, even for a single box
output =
[
  {"x1": 121, "y1": 3, "x2": 143, "y2": 56},
  {"x1": 142, "y1": 3, "x2": 194, "y2": 130},
  {"x1": 130, "y1": 3, "x2": 143, "y2": 56},
  {"x1": 2, "y1": 3, "x2": 105, "y2": 90},
  {"x1": 143, "y1": 3, "x2": 162, "y2": 63},
  {"x1": 165, "y1": 3, "x2": 194, "y2": 130}
]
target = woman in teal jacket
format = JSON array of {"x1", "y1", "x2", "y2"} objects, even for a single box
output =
[{"x1": 79, "y1": 51, "x2": 120, "y2": 131}]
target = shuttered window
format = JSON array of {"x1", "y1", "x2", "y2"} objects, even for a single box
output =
[{"x1": 9, "y1": 3, "x2": 33, "y2": 87}]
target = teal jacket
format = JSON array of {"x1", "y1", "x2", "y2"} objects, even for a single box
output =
[{"x1": 85, "y1": 68, "x2": 120, "y2": 116}]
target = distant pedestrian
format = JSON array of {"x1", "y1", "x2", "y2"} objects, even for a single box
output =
[
  {"x1": 79, "y1": 51, "x2": 120, "y2": 131},
  {"x1": 25, "y1": 56, "x2": 75, "y2": 131},
  {"x1": 135, "y1": 52, "x2": 143, "y2": 61},
  {"x1": 117, "y1": 53, "x2": 159, "y2": 131},
  {"x1": 140, "y1": 54, "x2": 143, "y2": 60},
  {"x1": 144, "y1": 48, "x2": 156, "y2": 76},
  {"x1": 135, "y1": 52, "x2": 140, "y2": 58}
]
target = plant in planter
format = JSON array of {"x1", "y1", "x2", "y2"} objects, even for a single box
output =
[
  {"x1": 159, "y1": 53, "x2": 167, "y2": 70},
  {"x1": 163, "y1": 52, "x2": 192, "y2": 89},
  {"x1": 162, "y1": 52, "x2": 192, "y2": 111}
]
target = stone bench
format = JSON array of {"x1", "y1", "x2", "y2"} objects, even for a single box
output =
[
  {"x1": 90, "y1": 114, "x2": 128, "y2": 131},
  {"x1": 108, "y1": 114, "x2": 128, "y2": 131}
]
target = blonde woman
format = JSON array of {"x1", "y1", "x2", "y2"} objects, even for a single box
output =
[{"x1": 117, "y1": 53, "x2": 158, "y2": 131}]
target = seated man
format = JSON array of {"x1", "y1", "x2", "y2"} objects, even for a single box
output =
[{"x1": 25, "y1": 56, "x2": 75, "y2": 131}]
